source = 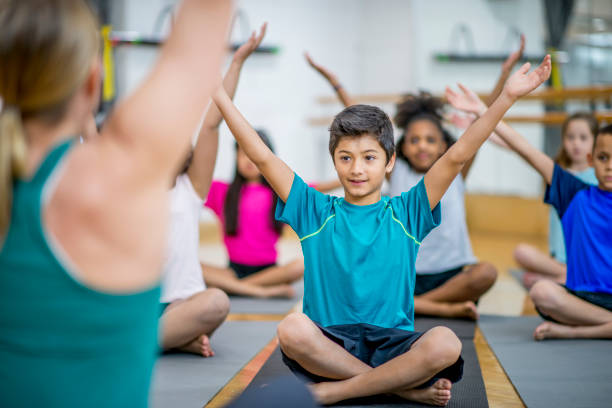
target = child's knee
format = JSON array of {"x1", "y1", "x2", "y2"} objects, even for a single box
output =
[
  {"x1": 421, "y1": 326, "x2": 462, "y2": 369},
  {"x1": 277, "y1": 313, "x2": 314, "y2": 355},
  {"x1": 529, "y1": 280, "x2": 560, "y2": 311},
  {"x1": 202, "y1": 288, "x2": 230, "y2": 321},
  {"x1": 474, "y1": 262, "x2": 498, "y2": 288},
  {"x1": 288, "y1": 259, "x2": 304, "y2": 280},
  {"x1": 513, "y1": 244, "x2": 531, "y2": 265}
]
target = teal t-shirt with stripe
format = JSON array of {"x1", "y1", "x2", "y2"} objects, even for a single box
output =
[
  {"x1": 276, "y1": 174, "x2": 440, "y2": 331},
  {"x1": 0, "y1": 139, "x2": 161, "y2": 408}
]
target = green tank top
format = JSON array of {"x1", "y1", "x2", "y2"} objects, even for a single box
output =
[{"x1": 0, "y1": 139, "x2": 161, "y2": 408}]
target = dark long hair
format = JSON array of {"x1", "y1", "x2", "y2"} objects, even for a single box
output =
[
  {"x1": 224, "y1": 130, "x2": 284, "y2": 236},
  {"x1": 394, "y1": 91, "x2": 455, "y2": 167}
]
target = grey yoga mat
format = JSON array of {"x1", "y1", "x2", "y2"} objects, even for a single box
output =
[
  {"x1": 229, "y1": 280, "x2": 304, "y2": 314},
  {"x1": 414, "y1": 317, "x2": 476, "y2": 339},
  {"x1": 150, "y1": 320, "x2": 278, "y2": 408},
  {"x1": 479, "y1": 315, "x2": 612, "y2": 408},
  {"x1": 243, "y1": 318, "x2": 487, "y2": 407}
]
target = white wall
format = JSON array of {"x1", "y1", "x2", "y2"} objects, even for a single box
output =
[
  {"x1": 409, "y1": 0, "x2": 547, "y2": 196},
  {"x1": 111, "y1": 0, "x2": 550, "y2": 221}
]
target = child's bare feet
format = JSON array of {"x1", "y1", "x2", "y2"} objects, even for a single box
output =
[
  {"x1": 259, "y1": 284, "x2": 295, "y2": 299},
  {"x1": 522, "y1": 271, "x2": 540, "y2": 289},
  {"x1": 396, "y1": 378, "x2": 452, "y2": 406},
  {"x1": 443, "y1": 301, "x2": 478, "y2": 320},
  {"x1": 179, "y1": 334, "x2": 215, "y2": 357},
  {"x1": 308, "y1": 381, "x2": 341, "y2": 405},
  {"x1": 534, "y1": 321, "x2": 575, "y2": 341}
]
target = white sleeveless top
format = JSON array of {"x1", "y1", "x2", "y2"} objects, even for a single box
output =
[
  {"x1": 161, "y1": 174, "x2": 206, "y2": 303},
  {"x1": 388, "y1": 159, "x2": 477, "y2": 274}
]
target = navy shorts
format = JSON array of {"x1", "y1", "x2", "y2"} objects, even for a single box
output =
[
  {"x1": 414, "y1": 266, "x2": 465, "y2": 296},
  {"x1": 537, "y1": 284, "x2": 612, "y2": 322},
  {"x1": 281, "y1": 323, "x2": 463, "y2": 387},
  {"x1": 229, "y1": 261, "x2": 276, "y2": 279}
]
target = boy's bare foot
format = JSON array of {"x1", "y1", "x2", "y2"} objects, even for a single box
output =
[
  {"x1": 443, "y1": 301, "x2": 478, "y2": 320},
  {"x1": 522, "y1": 272, "x2": 541, "y2": 289},
  {"x1": 259, "y1": 284, "x2": 295, "y2": 299},
  {"x1": 178, "y1": 334, "x2": 215, "y2": 357},
  {"x1": 534, "y1": 321, "x2": 575, "y2": 341},
  {"x1": 308, "y1": 381, "x2": 341, "y2": 405},
  {"x1": 396, "y1": 378, "x2": 452, "y2": 406}
]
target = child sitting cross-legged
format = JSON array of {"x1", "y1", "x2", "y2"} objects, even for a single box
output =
[
  {"x1": 446, "y1": 83, "x2": 612, "y2": 341},
  {"x1": 212, "y1": 56, "x2": 551, "y2": 405}
]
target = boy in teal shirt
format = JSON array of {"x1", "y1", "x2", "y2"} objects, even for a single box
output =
[{"x1": 213, "y1": 56, "x2": 551, "y2": 406}]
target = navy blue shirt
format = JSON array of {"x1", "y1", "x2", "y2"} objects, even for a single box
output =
[{"x1": 545, "y1": 164, "x2": 612, "y2": 294}]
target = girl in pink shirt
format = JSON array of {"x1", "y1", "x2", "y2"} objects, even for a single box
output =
[{"x1": 203, "y1": 131, "x2": 303, "y2": 298}]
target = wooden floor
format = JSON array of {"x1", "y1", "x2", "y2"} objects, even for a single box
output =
[{"x1": 197, "y1": 228, "x2": 545, "y2": 408}]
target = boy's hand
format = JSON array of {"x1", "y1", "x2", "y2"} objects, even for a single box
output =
[
  {"x1": 446, "y1": 112, "x2": 476, "y2": 130},
  {"x1": 305, "y1": 52, "x2": 338, "y2": 83},
  {"x1": 501, "y1": 33, "x2": 525, "y2": 73},
  {"x1": 445, "y1": 83, "x2": 488, "y2": 116},
  {"x1": 503, "y1": 54, "x2": 551, "y2": 100},
  {"x1": 233, "y1": 22, "x2": 267, "y2": 64}
]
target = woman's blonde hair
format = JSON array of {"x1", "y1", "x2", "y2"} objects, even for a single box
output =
[
  {"x1": 554, "y1": 112, "x2": 599, "y2": 169},
  {"x1": 0, "y1": 0, "x2": 99, "y2": 236}
]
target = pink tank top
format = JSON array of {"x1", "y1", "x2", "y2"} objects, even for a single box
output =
[{"x1": 205, "y1": 181, "x2": 280, "y2": 265}]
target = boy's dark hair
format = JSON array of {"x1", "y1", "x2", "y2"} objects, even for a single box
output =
[
  {"x1": 394, "y1": 91, "x2": 455, "y2": 166},
  {"x1": 597, "y1": 124, "x2": 612, "y2": 144},
  {"x1": 555, "y1": 112, "x2": 599, "y2": 168},
  {"x1": 224, "y1": 129, "x2": 284, "y2": 236},
  {"x1": 329, "y1": 104, "x2": 395, "y2": 163}
]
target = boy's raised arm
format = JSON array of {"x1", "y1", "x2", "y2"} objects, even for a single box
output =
[
  {"x1": 188, "y1": 23, "x2": 267, "y2": 198},
  {"x1": 212, "y1": 86, "x2": 295, "y2": 202},
  {"x1": 492, "y1": 120, "x2": 555, "y2": 185},
  {"x1": 446, "y1": 82, "x2": 554, "y2": 185},
  {"x1": 486, "y1": 34, "x2": 525, "y2": 106},
  {"x1": 305, "y1": 52, "x2": 355, "y2": 108},
  {"x1": 424, "y1": 55, "x2": 551, "y2": 210},
  {"x1": 453, "y1": 38, "x2": 524, "y2": 180}
]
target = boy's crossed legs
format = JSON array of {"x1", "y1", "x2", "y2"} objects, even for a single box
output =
[
  {"x1": 160, "y1": 288, "x2": 230, "y2": 356},
  {"x1": 530, "y1": 280, "x2": 612, "y2": 340},
  {"x1": 277, "y1": 313, "x2": 462, "y2": 406}
]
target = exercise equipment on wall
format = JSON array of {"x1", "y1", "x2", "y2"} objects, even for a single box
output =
[
  {"x1": 97, "y1": 5, "x2": 279, "y2": 125},
  {"x1": 434, "y1": 25, "x2": 544, "y2": 63}
]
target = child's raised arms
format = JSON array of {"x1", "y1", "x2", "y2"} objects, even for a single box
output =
[
  {"x1": 446, "y1": 80, "x2": 554, "y2": 185},
  {"x1": 188, "y1": 22, "x2": 267, "y2": 198},
  {"x1": 212, "y1": 85, "x2": 295, "y2": 202},
  {"x1": 305, "y1": 52, "x2": 355, "y2": 107},
  {"x1": 424, "y1": 55, "x2": 551, "y2": 210},
  {"x1": 486, "y1": 33, "x2": 525, "y2": 106},
  {"x1": 100, "y1": 0, "x2": 232, "y2": 187}
]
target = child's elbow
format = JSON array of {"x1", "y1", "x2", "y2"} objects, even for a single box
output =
[{"x1": 446, "y1": 148, "x2": 469, "y2": 167}]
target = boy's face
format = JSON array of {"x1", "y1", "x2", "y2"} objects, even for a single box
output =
[
  {"x1": 589, "y1": 133, "x2": 612, "y2": 191},
  {"x1": 333, "y1": 133, "x2": 395, "y2": 205}
]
